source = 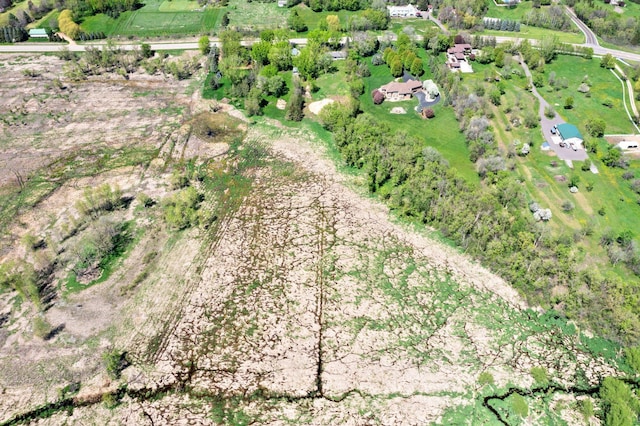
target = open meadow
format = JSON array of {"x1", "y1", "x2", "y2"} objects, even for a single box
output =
[{"x1": 80, "y1": 0, "x2": 220, "y2": 37}]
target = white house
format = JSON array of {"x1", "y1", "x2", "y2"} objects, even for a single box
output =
[{"x1": 387, "y1": 4, "x2": 419, "y2": 17}]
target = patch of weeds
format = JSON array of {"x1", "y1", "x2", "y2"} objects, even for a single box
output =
[
  {"x1": 103, "y1": 349, "x2": 129, "y2": 380},
  {"x1": 65, "y1": 221, "x2": 137, "y2": 294},
  {"x1": 58, "y1": 382, "x2": 81, "y2": 400},
  {"x1": 32, "y1": 316, "x2": 52, "y2": 339},
  {"x1": 209, "y1": 395, "x2": 254, "y2": 426}
]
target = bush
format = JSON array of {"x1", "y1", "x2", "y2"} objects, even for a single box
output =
[
  {"x1": 103, "y1": 349, "x2": 129, "y2": 380},
  {"x1": 561, "y1": 200, "x2": 575, "y2": 212},
  {"x1": 478, "y1": 371, "x2": 495, "y2": 386},
  {"x1": 162, "y1": 187, "x2": 203, "y2": 230},
  {"x1": 530, "y1": 366, "x2": 549, "y2": 386},
  {"x1": 423, "y1": 108, "x2": 435, "y2": 118},
  {"x1": 372, "y1": 89, "x2": 384, "y2": 105},
  {"x1": 544, "y1": 106, "x2": 555, "y2": 119}
]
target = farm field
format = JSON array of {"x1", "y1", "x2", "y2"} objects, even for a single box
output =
[
  {"x1": 0, "y1": 53, "x2": 635, "y2": 425},
  {"x1": 80, "y1": 0, "x2": 220, "y2": 37}
]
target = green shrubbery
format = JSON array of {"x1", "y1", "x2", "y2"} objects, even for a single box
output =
[{"x1": 162, "y1": 186, "x2": 204, "y2": 230}]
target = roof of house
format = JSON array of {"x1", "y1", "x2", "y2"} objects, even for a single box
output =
[
  {"x1": 454, "y1": 52, "x2": 465, "y2": 60},
  {"x1": 328, "y1": 51, "x2": 347, "y2": 59},
  {"x1": 28, "y1": 29, "x2": 48, "y2": 37},
  {"x1": 448, "y1": 43, "x2": 472, "y2": 54},
  {"x1": 557, "y1": 123, "x2": 583, "y2": 141},
  {"x1": 381, "y1": 79, "x2": 422, "y2": 95},
  {"x1": 388, "y1": 4, "x2": 418, "y2": 12}
]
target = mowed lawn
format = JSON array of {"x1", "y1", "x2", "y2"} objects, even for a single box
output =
[
  {"x1": 358, "y1": 55, "x2": 478, "y2": 183},
  {"x1": 480, "y1": 24, "x2": 584, "y2": 45},
  {"x1": 81, "y1": 0, "x2": 220, "y2": 36}
]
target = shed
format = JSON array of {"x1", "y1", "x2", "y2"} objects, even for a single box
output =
[
  {"x1": 557, "y1": 123, "x2": 584, "y2": 146},
  {"x1": 28, "y1": 28, "x2": 49, "y2": 39},
  {"x1": 278, "y1": 0, "x2": 287, "y2": 6}
]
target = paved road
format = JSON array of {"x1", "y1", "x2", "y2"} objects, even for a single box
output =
[
  {"x1": 565, "y1": 6, "x2": 599, "y2": 46},
  {"x1": 520, "y1": 55, "x2": 588, "y2": 161}
]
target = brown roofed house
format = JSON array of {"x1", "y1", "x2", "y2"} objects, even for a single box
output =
[{"x1": 379, "y1": 80, "x2": 422, "y2": 101}]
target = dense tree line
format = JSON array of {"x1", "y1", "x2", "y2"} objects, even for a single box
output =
[
  {"x1": 483, "y1": 17, "x2": 521, "y2": 32},
  {"x1": 0, "y1": 25, "x2": 27, "y2": 43},
  {"x1": 305, "y1": 0, "x2": 363, "y2": 12}
]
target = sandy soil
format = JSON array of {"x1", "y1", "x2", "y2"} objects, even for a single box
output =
[{"x1": 308, "y1": 98, "x2": 335, "y2": 115}]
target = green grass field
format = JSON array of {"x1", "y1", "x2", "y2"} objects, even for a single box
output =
[
  {"x1": 80, "y1": 0, "x2": 220, "y2": 37},
  {"x1": 227, "y1": 0, "x2": 288, "y2": 30},
  {"x1": 293, "y1": 4, "x2": 359, "y2": 31},
  {"x1": 388, "y1": 18, "x2": 438, "y2": 35},
  {"x1": 0, "y1": 0, "x2": 43, "y2": 26},
  {"x1": 480, "y1": 24, "x2": 584, "y2": 45},
  {"x1": 485, "y1": 0, "x2": 534, "y2": 20}
]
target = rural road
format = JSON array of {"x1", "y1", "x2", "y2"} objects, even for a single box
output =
[{"x1": 565, "y1": 6, "x2": 599, "y2": 46}]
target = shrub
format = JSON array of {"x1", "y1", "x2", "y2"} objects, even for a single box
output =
[
  {"x1": 103, "y1": 349, "x2": 129, "y2": 380},
  {"x1": 544, "y1": 106, "x2": 555, "y2": 119},
  {"x1": 163, "y1": 187, "x2": 203, "y2": 230},
  {"x1": 423, "y1": 108, "x2": 435, "y2": 118},
  {"x1": 561, "y1": 200, "x2": 575, "y2": 212},
  {"x1": 478, "y1": 371, "x2": 495, "y2": 386},
  {"x1": 564, "y1": 96, "x2": 574, "y2": 109},
  {"x1": 530, "y1": 366, "x2": 549, "y2": 386},
  {"x1": 372, "y1": 89, "x2": 384, "y2": 105}
]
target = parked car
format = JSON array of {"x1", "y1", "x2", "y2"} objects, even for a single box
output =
[
  {"x1": 571, "y1": 143, "x2": 577, "y2": 151},
  {"x1": 550, "y1": 127, "x2": 556, "y2": 134},
  {"x1": 559, "y1": 142, "x2": 567, "y2": 148}
]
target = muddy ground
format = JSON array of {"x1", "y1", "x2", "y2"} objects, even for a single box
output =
[{"x1": 0, "y1": 54, "x2": 622, "y2": 425}]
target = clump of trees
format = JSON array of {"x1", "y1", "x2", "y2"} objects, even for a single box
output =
[
  {"x1": 58, "y1": 9, "x2": 81, "y2": 40},
  {"x1": 571, "y1": 0, "x2": 640, "y2": 45},
  {"x1": 162, "y1": 186, "x2": 204, "y2": 230},
  {"x1": 382, "y1": 33, "x2": 423, "y2": 78}
]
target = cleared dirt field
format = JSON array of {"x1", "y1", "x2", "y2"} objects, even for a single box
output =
[{"x1": 0, "y1": 54, "x2": 626, "y2": 425}]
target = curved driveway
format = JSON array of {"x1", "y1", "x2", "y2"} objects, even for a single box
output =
[{"x1": 520, "y1": 56, "x2": 588, "y2": 161}]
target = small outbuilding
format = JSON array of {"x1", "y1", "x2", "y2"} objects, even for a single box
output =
[
  {"x1": 28, "y1": 28, "x2": 49, "y2": 39},
  {"x1": 556, "y1": 123, "x2": 584, "y2": 147}
]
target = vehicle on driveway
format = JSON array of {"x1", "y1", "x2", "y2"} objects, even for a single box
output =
[
  {"x1": 559, "y1": 142, "x2": 567, "y2": 148},
  {"x1": 550, "y1": 127, "x2": 556, "y2": 134}
]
